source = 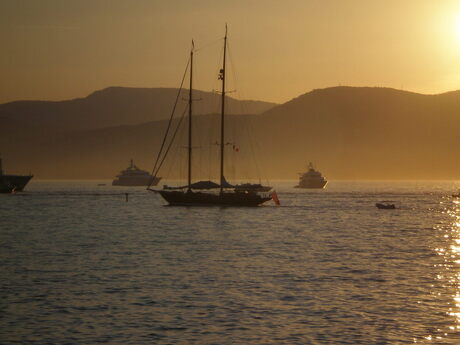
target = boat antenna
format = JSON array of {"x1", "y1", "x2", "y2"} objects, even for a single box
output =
[
  {"x1": 219, "y1": 24, "x2": 228, "y2": 194},
  {"x1": 187, "y1": 40, "x2": 194, "y2": 191}
]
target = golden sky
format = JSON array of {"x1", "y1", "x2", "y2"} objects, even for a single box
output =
[{"x1": 1, "y1": 0, "x2": 460, "y2": 104}]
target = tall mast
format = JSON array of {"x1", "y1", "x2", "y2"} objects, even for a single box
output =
[
  {"x1": 188, "y1": 41, "x2": 194, "y2": 191},
  {"x1": 219, "y1": 25, "x2": 227, "y2": 193}
]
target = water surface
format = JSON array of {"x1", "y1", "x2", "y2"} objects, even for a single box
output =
[{"x1": 1, "y1": 180, "x2": 460, "y2": 344}]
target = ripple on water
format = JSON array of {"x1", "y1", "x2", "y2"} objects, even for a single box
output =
[{"x1": 1, "y1": 180, "x2": 460, "y2": 344}]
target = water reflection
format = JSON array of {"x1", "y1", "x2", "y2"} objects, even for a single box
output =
[{"x1": 424, "y1": 198, "x2": 460, "y2": 343}]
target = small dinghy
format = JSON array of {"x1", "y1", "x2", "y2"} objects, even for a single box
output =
[{"x1": 376, "y1": 201, "x2": 396, "y2": 209}]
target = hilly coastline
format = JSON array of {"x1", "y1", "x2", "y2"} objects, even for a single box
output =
[
  {"x1": 0, "y1": 86, "x2": 276, "y2": 132},
  {"x1": 2, "y1": 86, "x2": 460, "y2": 180}
]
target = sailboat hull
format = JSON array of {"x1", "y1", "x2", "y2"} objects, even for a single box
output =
[{"x1": 158, "y1": 190, "x2": 272, "y2": 207}]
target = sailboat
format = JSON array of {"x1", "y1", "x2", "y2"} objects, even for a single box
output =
[{"x1": 149, "y1": 27, "x2": 274, "y2": 206}]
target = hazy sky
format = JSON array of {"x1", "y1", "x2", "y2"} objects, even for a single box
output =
[{"x1": 2, "y1": 0, "x2": 460, "y2": 104}]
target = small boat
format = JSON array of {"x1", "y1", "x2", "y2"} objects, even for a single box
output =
[
  {"x1": 0, "y1": 156, "x2": 33, "y2": 193},
  {"x1": 376, "y1": 201, "x2": 396, "y2": 209}
]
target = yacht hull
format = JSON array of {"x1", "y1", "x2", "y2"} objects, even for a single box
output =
[
  {"x1": 112, "y1": 176, "x2": 161, "y2": 187},
  {"x1": 295, "y1": 180, "x2": 328, "y2": 189},
  {"x1": 158, "y1": 190, "x2": 272, "y2": 206}
]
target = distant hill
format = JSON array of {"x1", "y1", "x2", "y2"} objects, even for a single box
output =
[
  {"x1": 256, "y1": 86, "x2": 460, "y2": 179},
  {"x1": 0, "y1": 86, "x2": 276, "y2": 132},
  {"x1": 2, "y1": 86, "x2": 460, "y2": 180}
]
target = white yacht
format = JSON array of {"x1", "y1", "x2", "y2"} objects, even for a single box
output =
[
  {"x1": 112, "y1": 159, "x2": 160, "y2": 186},
  {"x1": 295, "y1": 162, "x2": 327, "y2": 189}
]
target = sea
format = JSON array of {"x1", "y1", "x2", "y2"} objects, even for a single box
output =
[{"x1": 1, "y1": 180, "x2": 460, "y2": 344}]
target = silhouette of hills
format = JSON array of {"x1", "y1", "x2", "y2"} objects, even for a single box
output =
[
  {"x1": 2, "y1": 86, "x2": 460, "y2": 180},
  {"x1": 256, "y1": 86, "x2": 460, "y2": 179},
  {"x1": 0, "y1": 86, "x2": 276, "y2": 131}
]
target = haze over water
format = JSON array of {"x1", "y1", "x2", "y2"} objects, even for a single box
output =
[{"x1": 2, "y1": 180, "x2": 460, "y2": 344}]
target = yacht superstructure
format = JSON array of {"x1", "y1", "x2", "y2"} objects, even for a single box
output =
[
  {"x1": 112, "y1": 159, "x2": 160, "y2": 186},
  {"x1": 295, "y1": 162, "x2": 327, "y2": 189}
]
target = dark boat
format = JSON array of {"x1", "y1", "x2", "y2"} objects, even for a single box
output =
[
  {"x1": 0, "y1": 156, "x2": 33, "y2": 193},
  {"x1": 158, "y1": 189, "x2": 271, "y2": 207},
  {"x1": 149, "y1": 27, "x2": 274, "y2": 207},
  {"x1": 234, "y1": 183, "x2": 272, "y2": 192},
  {"x1": 376, "y1": 201, "x2": 396, "y2": 209}
]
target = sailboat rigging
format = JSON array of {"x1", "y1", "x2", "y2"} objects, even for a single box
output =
[
  {"x1": 187, "y1": 40, "x2": 194, "y2": 192},
  {"x1": 150, "y1": 26, "x2": 275, "y2": 206},
  {"x1": 219, "y1": 28, "x2": 227, "y2": 195}
]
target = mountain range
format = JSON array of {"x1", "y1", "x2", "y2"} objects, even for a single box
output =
[
  {"x1": 1, "y1": 86, "x2": 460, "y2": 180},
  {"x1": 0, "y1": 87, "x2": 275, "y2": 132}
]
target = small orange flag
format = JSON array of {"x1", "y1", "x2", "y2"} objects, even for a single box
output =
[{"x1": 271, "y1": 191, "x2": 280, "y2": 206}]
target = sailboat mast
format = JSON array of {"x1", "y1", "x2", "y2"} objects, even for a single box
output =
[
  {"x1": 219, "y1": 25, "x2": 227, "y2": 193},
  {"x1": 188, "y1": 41, "x2": 194, "y2": 191}
]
